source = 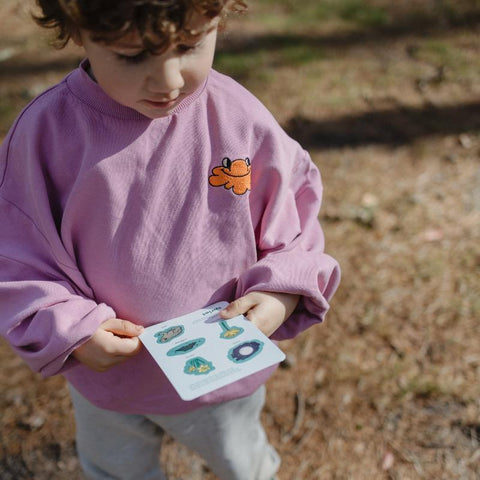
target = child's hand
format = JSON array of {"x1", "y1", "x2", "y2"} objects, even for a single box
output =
[
  {"x1": 220, "y1": 291, "x2": 300, "y2": 337},
  {"x1": 72, "y1": 318, "x2": 144, "y2": 372}
]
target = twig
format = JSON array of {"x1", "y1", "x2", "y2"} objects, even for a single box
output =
[
  {"x1": 281, "y1": 391, "x2": 305, "y2": 443},
  {"x1": 293, "y1": 424, "x2": 316, "y2": 454}
]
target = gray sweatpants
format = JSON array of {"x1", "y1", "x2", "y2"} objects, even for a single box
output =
[{"x1": 69, "y1": 385, "x2": 280, "y2": 480}]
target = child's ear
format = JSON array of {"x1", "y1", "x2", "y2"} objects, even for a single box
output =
[{"x1": 71, "y1": 29, "x2": 83, "y2": 47}]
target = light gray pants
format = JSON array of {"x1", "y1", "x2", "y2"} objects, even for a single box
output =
[{"x1": 69, "y1": 385, "x2": 280, "y2": 480}]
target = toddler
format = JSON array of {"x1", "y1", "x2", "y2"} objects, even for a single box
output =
[{"x1": 0, "y1": 1, "x2": 340, "y2": 479}]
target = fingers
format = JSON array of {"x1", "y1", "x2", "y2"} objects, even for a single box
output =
[
  {"x1": 219, "y1": 293, "x2": 276, "y2": 336},
  {"x1": 107, "y1": 334, "x2": 142, "y2": 357},
  {"x1": 242, "y1": 303, "x2": 277, "y2": 337},
  {"x1": 219, "y1": 294, "x2": 258, "y2": 319},
  {"x1": 220, "y1": 299, "x2": 278, "y2": 337},
  {"x1": 102, "y1": 318, "x2": 144, "y2": 337},
  {"x1": 219, "y1": 291, "x2": 300, "y2": 337},
  {"x1": 72, "y1": 318, "x2": 145, "y2": 372}
]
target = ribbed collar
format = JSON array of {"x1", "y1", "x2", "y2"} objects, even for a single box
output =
[{"x1": 66, "y1": 59, "x2": 208, "y2": 121}]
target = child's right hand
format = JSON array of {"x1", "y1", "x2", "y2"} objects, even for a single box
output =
[{"x1": 72, "y1": 318, "x2": 144, "y2": 372}]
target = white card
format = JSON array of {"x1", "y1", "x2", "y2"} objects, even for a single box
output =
[{"x1": 140, "y1": 301, "x2": 285, "y2": 401}]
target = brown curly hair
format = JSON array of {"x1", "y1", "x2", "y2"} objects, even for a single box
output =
[{"x1": 34, "y1": 0, "x2": 246, "y2": 51}]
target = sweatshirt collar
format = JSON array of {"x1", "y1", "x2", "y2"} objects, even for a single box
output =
[{"x1": 66, "y1": 59, "x2": 207, "y2": 121}]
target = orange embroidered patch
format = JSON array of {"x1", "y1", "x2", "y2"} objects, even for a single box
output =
[{"x1": 208, "y1": 157, "x2": 251, "y2": 195}]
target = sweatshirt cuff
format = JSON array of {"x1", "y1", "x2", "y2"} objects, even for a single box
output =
[
  {"x1": 236, "y1": 254, "x2": 340, "y2": 341},
  {"x1": 35, "y1": 302, "x2": 116, "y2": 377}
]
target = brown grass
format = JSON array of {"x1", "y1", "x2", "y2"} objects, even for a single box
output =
[{"x1": 1, "y1": 0, "x2": 479, "y2": 478}]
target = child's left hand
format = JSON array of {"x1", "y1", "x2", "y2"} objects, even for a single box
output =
[{"x1": 219, "y1": 291, "x2": 300, "y2": 337}]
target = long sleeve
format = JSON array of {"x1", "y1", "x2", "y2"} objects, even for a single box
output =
[
  {"x1": 0, "y1": 196, "x2": 116, "y2": 376},
  {"x1": 237, "y1": 135, "x2": 340, "y2": 341},
  {"x1": 0, "y1": 114, "x2": 116, "y2": 377}
]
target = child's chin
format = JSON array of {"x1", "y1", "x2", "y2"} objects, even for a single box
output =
[
  {"x1": 132, "y1": 106, "x2": 170, "y2": 119},
  {"x1": 137, "y1": 102, "x2": 179, "y2": 119},
  {"x1": 143, "y1": 110, "x2": 171, "y2": 119}
]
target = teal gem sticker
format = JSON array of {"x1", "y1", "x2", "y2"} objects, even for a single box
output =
[
  {"x1": 167, "y1": 338, "x2": 206, "y2": 356},
  {"x1": 228, "y1": 340, "x2": 263, "y2": 363},
  {"x1": 184, "y1": 357, "x2": 215, "y2": 375},
  {"x1": 218, "y1": 320, "x2": 244, "y2": 340},
  {"x1": 154, "y1": 325, "x2": 184, "y2": 344}
]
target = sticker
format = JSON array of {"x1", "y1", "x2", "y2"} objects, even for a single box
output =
[
  {"x1": 228, "y1": 340, "x2": 264, "y2": 363},
  {"x1": 154, "y1": 325, "x2": 184, "y2": 344},
  {"x1": 167, "y1": 338, "x2": 206, "y2": 356},
  {"x1": 219, "y1": 320, "x2": 244, "y2": 340},
  {"x1": 184, "y1": 357, "x2": 215, "y2": 376},
  {"x1": 139, "y1": 301, "x2": 286, "y2": 401}
]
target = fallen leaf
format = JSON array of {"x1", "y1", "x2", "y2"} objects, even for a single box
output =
[{"x1": 382, "y1": 451, "x2": 395, "y2": 470}]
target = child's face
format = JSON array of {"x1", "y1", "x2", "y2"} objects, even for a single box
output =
[{"x1": 77, "y1": 13, "x2": 219, "y2": 119}]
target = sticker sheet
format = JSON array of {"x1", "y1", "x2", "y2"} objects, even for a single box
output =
[{"x1": 139, "y1": 301, "x2": 285, "y2": 401}]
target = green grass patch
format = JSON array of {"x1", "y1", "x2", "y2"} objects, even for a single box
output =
[
  {"x1": 214, "y1": 49, "x2": 271, "y2": 82},
  {"x1": 250, "y1": 0, "x2": 389, "y2": 30},
  {"x1": 280, "y1": 43, "x2": 323, "y2": 65},
  {"x1": 417, "y1": 40, "x2": 463, "y2": 66},
  {"x1": 336, "y1": 0, "x2": 389, "y2": 27},
  {"x1": 0, "y1": 97, "x2": 23, "y2": 138},
  {"x1": 214, "y1": 40, "x2": 326, "y2": 82}
]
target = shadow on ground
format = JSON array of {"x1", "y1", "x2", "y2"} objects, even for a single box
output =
[{"x1": 285, "y1": 101, "x2": 480, "y2": 150}]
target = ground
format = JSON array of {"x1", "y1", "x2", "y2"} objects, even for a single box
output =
[{"x1": 1, "y1": 0, "x2": 479, "y2": 479}]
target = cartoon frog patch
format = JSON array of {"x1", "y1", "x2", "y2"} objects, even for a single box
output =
[{"x1": 208, "y1": 157, "x2": 251, "y2": 195}]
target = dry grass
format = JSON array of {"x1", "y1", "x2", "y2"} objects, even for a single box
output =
[{"x1": 1, "y1": 0, "x2": 479, "y2": 478}]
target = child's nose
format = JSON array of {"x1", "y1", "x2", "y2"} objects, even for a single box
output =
[{"x1": 146, "y1": 56, "x2": 184, "y2": 95}]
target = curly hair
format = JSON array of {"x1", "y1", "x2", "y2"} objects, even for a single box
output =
[{"x1": 34, "y1": 0, "x2": 246, "y2": 51}]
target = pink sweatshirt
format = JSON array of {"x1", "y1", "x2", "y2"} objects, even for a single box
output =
[{"x1": 0, "y1": 62, "x2": 340, "y2": 414}]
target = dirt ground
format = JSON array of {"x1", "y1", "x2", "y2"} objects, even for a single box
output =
[{"x1": 1, "y1": 1, "x2": 479, "y2": 479}]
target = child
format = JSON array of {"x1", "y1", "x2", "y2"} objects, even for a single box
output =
[{"x1": 0, "y1": 0, "x2": 340, "y2": 478}]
